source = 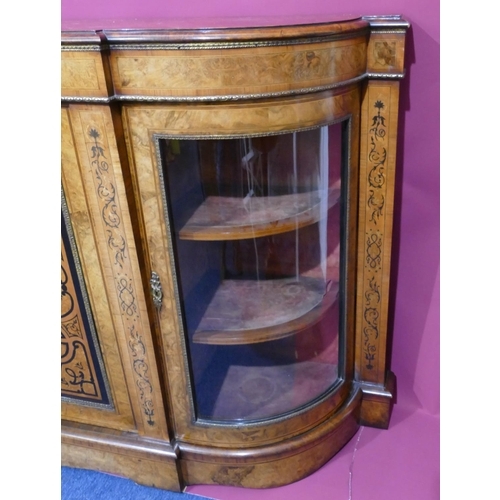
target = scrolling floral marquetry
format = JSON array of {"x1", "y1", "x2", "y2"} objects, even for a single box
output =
[
  {"x1": 63, "y1": 102, "x2": 170, "y2": 442},
  {"x1": 61, "y1": 204, "x2": 112, "y2": 407},
  {"x1": 356, "y1": 79, "x2": 402, "y2": 393},
  {"x1": 360, "y1": 98, "x2": 389, "y2": 374},
  {"x1": 364, "y1": 98, "x2": 387, "y2": 350},
  {"x1": 62, "y1": 16, "x2": 409, "y2": 490},
  {"x1": 88, "y1": 128, "x2": 127, "y2": 268},
  {"x1": 85, "y1": 124, "x2": 156, "y2": 426}
]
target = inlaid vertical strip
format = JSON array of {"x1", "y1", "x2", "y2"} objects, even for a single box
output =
[
  {"x1": 68, "y1": 105, "x2": 168, "y2": 438},
  {"x1": 356, "y1": 81, "x2": 400, "y2": 384}
]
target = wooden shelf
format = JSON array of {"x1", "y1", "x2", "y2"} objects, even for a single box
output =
[
  {"x1": 179, "y1": 187, "x2": 341, "y2": 241},
  {"x1": 197, "y1": 357, "x2": 339, "y2": 421},
  {"x1": 193, "y1": 277, "x2": 339, "y2": 345}
]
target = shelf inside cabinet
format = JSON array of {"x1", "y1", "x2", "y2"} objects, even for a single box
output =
[
  {"x1": 179, "y1": 187, "x2": 341, "y2": 241},
  {"x1": 192, "y1": 277, "x2": 339, "y2": 345},
  {"x1": 197, "y1": 351, "x2": 339, "y2": 421}
]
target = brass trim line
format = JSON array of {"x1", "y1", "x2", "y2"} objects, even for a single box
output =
[
  {"x1": 61, "y1": 45, "x2": 102, "y2": 52},
  {"x1": 60, "y1": 72, "x2": 405, "y2": 104},
  {"x1": 61, "y1": 96, "x2": 113, "y2": 103},
  {"x1": 106, "y1": 31, "x2": 369, "y2": 50}
]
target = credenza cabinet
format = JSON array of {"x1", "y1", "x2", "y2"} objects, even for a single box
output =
[{"x1": 61, "y1": 15, "x2": 409, "y2": 491}]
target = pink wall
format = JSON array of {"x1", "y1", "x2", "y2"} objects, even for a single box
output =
[{"x1": 61, "y1": 0, "x2": 440, "y2": 415}]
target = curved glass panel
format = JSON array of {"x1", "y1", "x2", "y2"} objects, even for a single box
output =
[{"x1": 159, "y1": 122, "x2": 345, "y2": 422}]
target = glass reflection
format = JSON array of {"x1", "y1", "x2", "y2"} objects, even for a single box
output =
[{"x1": 160, "y1": 123, "x2": 344, "y2": 422}]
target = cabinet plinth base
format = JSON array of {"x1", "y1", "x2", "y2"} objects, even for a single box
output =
[
  {"x1": 61, "y1": 421, "x2": 182, "y2": 491},
  {"x1": 179, "y1": 388, "x2": 362, "y2": 488},
  {"x1": 358, "y1": 371, "x2": 396, "y2": 429}
]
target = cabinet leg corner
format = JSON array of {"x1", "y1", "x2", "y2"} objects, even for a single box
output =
[{"x1": 358, "y1": 371, "x2": 396, "y2": 429}]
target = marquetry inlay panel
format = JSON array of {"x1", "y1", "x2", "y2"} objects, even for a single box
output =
[
  {"x1": 61, "y1": 200, "x2": 112, "y2": 407},
  {"x1": 62, "y1": 107, "x2": 139, "y2": 431},
  {"x1": 66, "y1": 104, "x2": 169, "y2": 439},
  {"x1": 109, "y1": 37, "x2": 366, "y2": 99},
  {"x1": 366, "y1": 32, "x2": 407, "y2": 75},
  {"x1": 356, "y1": 81, "x2": 400, "y2": 384}
]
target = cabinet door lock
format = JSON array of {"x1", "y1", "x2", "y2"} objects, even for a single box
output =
[{"x1": 150, "y1": 271, "x2": 163, "y2": 310}]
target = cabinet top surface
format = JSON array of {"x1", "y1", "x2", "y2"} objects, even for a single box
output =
[
  {"x1": 61, "y1": 14, "x2": 360, "y2": 32},
  {"x1": 61, "y1": 15, "x2": 408, "y2": 44}
]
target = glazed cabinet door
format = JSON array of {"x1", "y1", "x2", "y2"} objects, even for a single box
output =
[{"x1": 122, "y1": 85, "x2": 362, "y2": 485}]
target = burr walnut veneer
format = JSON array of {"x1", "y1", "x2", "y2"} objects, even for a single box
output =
[{"x1": 61, "y1": 15, "x2": 409, "y2": 491}]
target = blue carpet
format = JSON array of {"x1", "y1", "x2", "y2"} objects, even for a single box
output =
[{"x1": 62, "y1": 467, "x2": 216, "y2": 500}]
